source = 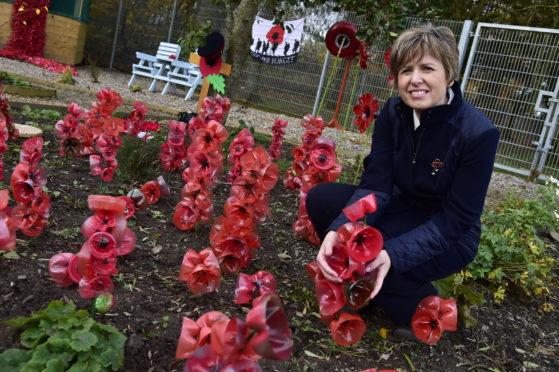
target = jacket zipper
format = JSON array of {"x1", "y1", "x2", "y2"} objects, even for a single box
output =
[{"x1": 408, "y1": 126, "x2": 424, "y2": 168}]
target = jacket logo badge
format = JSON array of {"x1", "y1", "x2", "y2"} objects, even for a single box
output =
[{"x1": 431, "y1": 158, "x2": 443, "y2": 175}]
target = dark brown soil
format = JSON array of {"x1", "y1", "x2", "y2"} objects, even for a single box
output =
[{"x1": 0, "y1": 110, "x2": 558, "y2": 372}]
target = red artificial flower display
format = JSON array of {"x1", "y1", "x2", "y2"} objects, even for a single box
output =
[
  {"x1": 0, "y1": 206, "x2": 16, "y2": 252},
  {"x1": 78, "y1": 275, "x2": 114, "y2": 299},
  {"x1": 342, "y1": 193, "x2": 377, "y2": 222},
  {"x1": 118, "y1": 196, "x2": 135, "y2": 218},
  {"x1": 411, "y1": 296, "x2": 458, "y2": 344},
  {"x1": 88, "y1": 231, "x2": 117, "y2": 259},
  {"x1": 178, "y1": 248, "x2": 222, "y2": 294},
  {"x1": 90, "y1": 255, "x2": 118, "y2": 276},
  {"x1": 20, "y1": 137, "x2": 43, "y2": 165},
  {"x1": 233, "y1": 271, "x2": 277, "y2": 305},
  {"x1": 184, "y1": 344, "x2": 223, "y2": 372},
  {"x1": 345, "y1": 225, "x2": 383, "y2": 263},
  {"x1": 359, "y1": 41, "x2": 370, "y2": 69},
  {"x1": 49, "y1": 252, "x2": 76, "y2": 287},
  {"x1": 315, "y1": 279, "x2": 345, "y2": 316},
  {"x1": 115, "y1": 227, "x2": 136, "y2": 256},
  {"x1": 174, "y1": 199, "x2": 200, "y2": 231},
  {"x1": 176, "y1": 317, "x2": 202, "y2": 359},
  {"x1": 245, "y1": 293, "x2": 292, "y2": 361},
  {"x1": 88, "y1": 195, "x2": 126, "y2": 214},
  {"x1": 140, "y1": 180, "x2": 161, "y2": 205},
  {"x1": 353, "y1": 93, "x2": 378, "y2": 134},
  {"x1": 309, "y1": 137, "x2": 337, "y2": 170},
  {"x1": 325, "y1": 243, "x2": 364, "y2": 281},
  {"x1": 330, "y1": 312, "x2": 366, "y2": 346},
  {"x1": 306, "y1": 261, "x2": 325, "y2": 283},
  {"x1": 127, "y1": 188, "x2": 148, "y2": 210},
  {"x1": 343, "y1": 275, "x2": 375, "y2": 310}
]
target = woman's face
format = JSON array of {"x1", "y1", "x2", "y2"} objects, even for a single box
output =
[{"x1": 397, "y1": 53, "x2": 450, "y2": 116}]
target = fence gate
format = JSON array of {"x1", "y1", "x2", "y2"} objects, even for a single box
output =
[{"x1": 461, "y1": 23, "x2": 559, "y2": 180}]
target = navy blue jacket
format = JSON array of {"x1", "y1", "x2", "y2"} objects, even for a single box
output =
[{"x1": 328, "y1": 82, "x2": 500, "y2": 274}]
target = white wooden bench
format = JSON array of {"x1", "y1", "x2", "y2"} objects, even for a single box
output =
[
  {"x1": 128, "y1": 42, "x2": 181, "y2": 92},
  {"x1": 161, "y1": 59, "x2": 203, "y2": 100}
]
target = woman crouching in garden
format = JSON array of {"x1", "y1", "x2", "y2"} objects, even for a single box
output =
[{"x1": 306, "y1": 25, "x2": 500, "y2": 340}]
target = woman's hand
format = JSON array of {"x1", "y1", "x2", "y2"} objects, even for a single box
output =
[
  {"x1": 365, "y1": 250, "x2": 391, "y2": 298},
  {"x1": 316, "y1": 231, "x2": 343, "y2": 283}
]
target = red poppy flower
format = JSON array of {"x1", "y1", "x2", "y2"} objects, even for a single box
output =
[
  {"x1": 359, "y1": 41, "x2": 369, "y2": 69},
  {"x1": 353, "y1": 93, "x2": 378, "y2": 134},
  {"x1": 10, "y1": 163, "x2": 41, "y2": 203},
  {"x1": 102, "y1": 117, "x2": 124, "y2": 137},
  {"x1": 49, "y1": 252, "x2": 76, "y2": 287},
  {"x1": 60, "y1": 137, "x2": 82, "y2": 157},
  {"x1": 197, "y1": 311, "x2": 229, "y2": 345},
  {"x1": 306, "y1": 261, "x2": 325, "y2": 283},
  {"x1": 343, "y1": 276, "x2": 375, "y2": 310},
  {"x1": 195, "y1": 190, "x2": 214, "y2": 223},
  {"x1": 309, "y1": 137, "x2": 337, "y2": 170},
  {"x1": 30, "y1": 191, "x2": 51, "y2": 215},
  {"x1": 189, "y1": 150, "x2": 216, "y2": 178},
  {"x1": 229, "y1": 128, "x2": 255, "y2": 159},
  {"x1": 116, "y1": 227, "x2": 136, "y2": 256},
  {"x1": 212, "y1": 317, "x2": 248, "y2": 362},
  {"x1": 230, "y1": 176, "x2": 259, "y2": 203},
  {"x1": 266, "y1": 24, "x2": 285, "y2": 46},
  {"x1": 90, "y1": 254, "x2": 118, "y2": 276},
  {"x1": 330, "y1": 312, "x2": 366, "y2": 346},
  {"x1": 176, "y1": 317, "x2": 201, "y2": 359},
  {"x1": 12, "y1": 203, "x2": 39, "y2": 231},
  {"x1": 315, "y1": 279, "x2": 345, "y2": 316},
  {"x1": 220, "y1": 356, "x2": 263, "y2": 372},
  {"x1": 140, "y1": 180, "x2": 161, "y2": 205},
  {"x1": 68, "y1": 255, "x2": 83, "y2": 283},
  {"x1": 301, "y1": 114, "x2": 324, "y2": 132},
  {"x1": 187, "y1": 264, "x2": 222, "y2": 294},
  {"x1": 69, "y1": 102, "x2": 86, "y2": 119},
  {"x1": 345, "y1": 225, "x2": 383, "y2": 263},
  {"x1": 174, "y1": 199, "x2": 200, "y2": 230},
  {"x1": 117, "y1": 196, "x2": 135, "y2": 218},
  {"x1": 246, "y1": 293, "x2": 292, "y2": 360},
  {"x1": 78, "y1": 275, "x2": 114, "y2": 299},
  {"x1": 342, "y1": 193, "x2": 377, "y2": 222},
  {"x1": 411, "y1": 295, "x2": 457, "y2": 344},
  {"x1": 81, "y1": 213, "x2": 127, "y2": 245},
  {"x1": 20, "y1": 137, "x2": 43, "y2": 165},
  {"x1": 184, "y1": 345, "x2": 223, "y2": 372},
  {"x1": 192, "y1": 127, "x2": 220, "y2": 154},
  {"x1": 233, "y1": 271, "x2": 277, "y2": 305},
  {"x1": 224, "y1": 196, "x2": 254, "y2": 227},
  {"x1": 88, "y1": 231, "x2": 117, "y2": 259},
  {"x1": 384, "y1": 47, "x2": 394, "y2": 83},
  {"x1": 0, "y1": 209, "x2": 16, "y2": 252},
  {"x1": 207, "y1": 119, "x2": 229, "y2": 144},
  {"x1": 326, "y1": 243, "x2": 364, "y2": 280}
]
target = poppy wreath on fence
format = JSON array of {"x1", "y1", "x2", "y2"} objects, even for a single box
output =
[{"x1": 307, "y1": 193, "x2": 382, "y2": 345}]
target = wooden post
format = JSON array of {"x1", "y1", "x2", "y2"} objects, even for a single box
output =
[{"x1": 189, "y1": 53, "x2": 232, "y2": 112}]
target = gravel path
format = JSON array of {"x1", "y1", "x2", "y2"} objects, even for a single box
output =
[{"x1": 0, "y1": 57, "x2": 540, "y2": 202}]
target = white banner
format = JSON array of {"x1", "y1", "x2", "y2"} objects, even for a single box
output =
[{"x1": 250, "y1": 16, "x2": 305, "y2": 65}]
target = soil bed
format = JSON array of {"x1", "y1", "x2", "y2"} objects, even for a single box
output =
[{"x1": 0, "y1": 110, "x2": 558, "y2": 372}]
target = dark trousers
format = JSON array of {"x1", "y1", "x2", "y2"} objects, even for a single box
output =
[{"x1": 306, "y1": 182, "x2": 474, "y2": 326}]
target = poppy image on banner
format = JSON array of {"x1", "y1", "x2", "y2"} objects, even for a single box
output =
[{"x1": 250, "y1": 16, "x2": 305, "y2": 65}]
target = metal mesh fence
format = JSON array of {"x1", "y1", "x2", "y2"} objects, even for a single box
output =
[
  {"x1": 461, "y1": 24, "x2": 559, "y2": 179},
  {"x1": 85, "y1": 0, "x2": 187, "y2": 70}
]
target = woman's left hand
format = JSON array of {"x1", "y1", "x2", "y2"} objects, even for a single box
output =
[{"x1": 365, "y1": 249, "x2": 391, "y2": 299}]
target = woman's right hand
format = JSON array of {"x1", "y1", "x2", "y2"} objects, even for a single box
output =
[{"x1": 316, "y1": 231, "x2": 343, "y2": 283}]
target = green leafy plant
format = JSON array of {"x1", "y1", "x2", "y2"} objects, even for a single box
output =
[
  {"x1": 434, "y1": 273, "x2": 484, "y2": 327},
  {"x1": 18, "y1": 104, "x2": 63, "y2": 121},
  {"x1": 58, "y1": 66, "x2": 75, "y2": 85},
  {"x1": 0, "y1": 300, "x2": 126, "y2": 371},
  {"x1": 87, "y1": 56, "x2": 100, "y2": 83},
  {"x1": 117, "y1": 135, "x2": 162, "y2": 182},
  {"x1": 466, "y1": 183, "x2": 558, "y2": 311},
  {"x1": 177, "y1": 18, "x2": 212, "y2": 59},
  {"x1": 0, "y1": 71, "x2": 31, "y2": 87}
]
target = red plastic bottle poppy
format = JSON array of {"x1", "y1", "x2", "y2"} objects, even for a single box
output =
[{"x1": 330, "y1": 312, "x2": 366, "y2": 346}]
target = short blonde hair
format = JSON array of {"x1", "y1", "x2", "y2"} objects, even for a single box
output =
[{"x1": 389, "y1": 25, "x2": 459, "y2": 85}]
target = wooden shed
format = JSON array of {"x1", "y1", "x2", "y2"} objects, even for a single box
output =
[{"x1": 0, "y1": 0, "x2": 91, "y2": 65}]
